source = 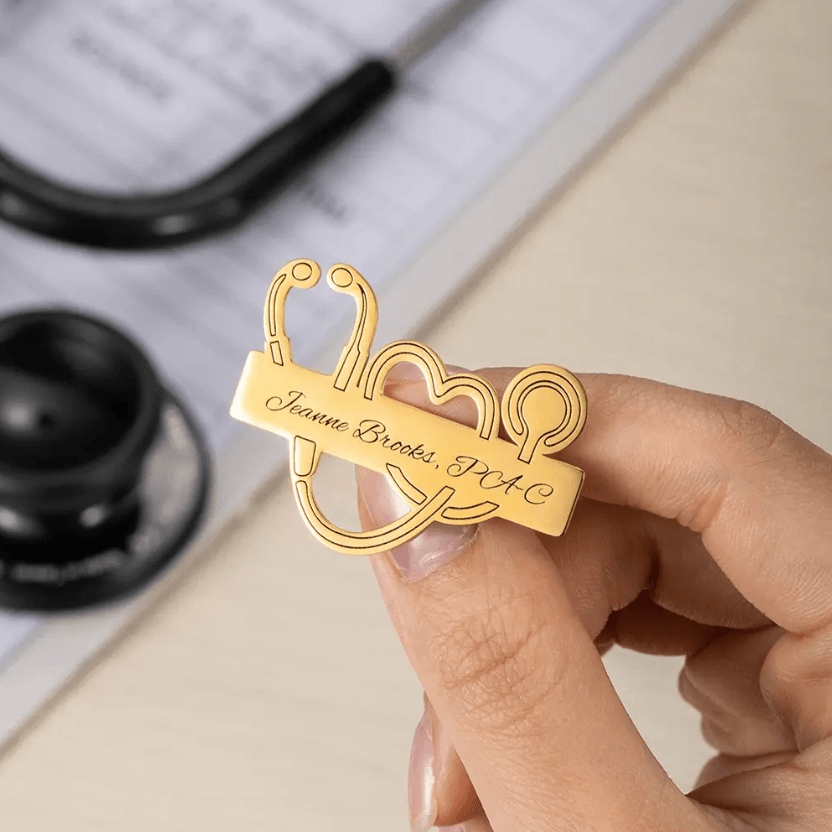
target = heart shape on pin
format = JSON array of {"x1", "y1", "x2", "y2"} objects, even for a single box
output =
[
  {"x1": 360, "y1": 340, "x2": 503, "y2": 519},
  {"x1": 362, "y1": 340, "x2": 499, "y2": 441}
]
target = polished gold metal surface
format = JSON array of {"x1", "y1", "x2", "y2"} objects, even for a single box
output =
[{"x1": 230, "y1": 259, "x2": 587, "y2": 554}]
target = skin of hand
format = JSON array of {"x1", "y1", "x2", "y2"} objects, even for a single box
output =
[{"x1": 355, "y1": 367, "x2": 832, "y2": 832}]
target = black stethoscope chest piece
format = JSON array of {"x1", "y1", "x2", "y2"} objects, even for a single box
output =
[{"x1": 0, "y1": 310, "x2": 210, "y2": 611}]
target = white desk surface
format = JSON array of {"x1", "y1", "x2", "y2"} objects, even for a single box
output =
[{"x1": 0, "y1": 0, "x2": 830, "y2": 828}]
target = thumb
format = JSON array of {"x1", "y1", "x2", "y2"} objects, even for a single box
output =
[{"x1": 357, "y1": 468, "x2": 695, "y2": 832}]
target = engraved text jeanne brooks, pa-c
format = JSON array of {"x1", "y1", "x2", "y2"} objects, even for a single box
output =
[{"x1": 264, "y1": 389, "x2": 556, "y2": 507}]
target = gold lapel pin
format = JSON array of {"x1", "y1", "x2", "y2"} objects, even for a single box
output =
[{"x1": 230, "y1": 259, "x2": 587, "y2": 554}]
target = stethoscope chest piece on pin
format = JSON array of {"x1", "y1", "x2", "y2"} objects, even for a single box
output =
[
  {"x1": 230, "y1": 259, "x2": 588, "y2": 555},
  {"x1": 0, "y1": 310, "x2": 210, "y2": 611}
]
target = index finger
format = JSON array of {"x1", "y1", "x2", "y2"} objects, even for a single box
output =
[{"x1": 482, "y1": 369, "x2": 832, "y2": 636}]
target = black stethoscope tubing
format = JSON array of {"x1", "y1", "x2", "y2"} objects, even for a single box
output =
[
  {"x1": 0, "y1": 0, "x2": 492, "y2": 251},
  {"x1": 0, "y1": 59, "x2": 395, "y2": 250}
]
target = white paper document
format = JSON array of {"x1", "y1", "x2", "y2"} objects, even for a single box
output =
[{"x1": 0, "y1": 0, "x2": 740, "y2": 744}]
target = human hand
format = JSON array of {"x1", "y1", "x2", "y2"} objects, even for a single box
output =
[{"x1": 356, "y1": 369, "x2": 832, "y2": 832}]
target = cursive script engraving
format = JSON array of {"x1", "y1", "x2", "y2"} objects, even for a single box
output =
[
  {"x1": 353, "y1": 420, "x2": 437, "y2": 463},
  {"x1": 447, "y1": 455, "x2": 553, "y2": 504},
  {"x1": 265, "y1": 391, "x2": 349, "y2": 432},
  {"x1": 263, "y1": 393, "x2": 440, "y2": 464}
]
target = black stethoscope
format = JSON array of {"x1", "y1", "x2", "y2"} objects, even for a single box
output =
[
  {"x1": 0, "y1": 1, "x2": 491, "y2": 613},
  {"x1": 0, "y1": 0, "x2": 488, "y2": 250}
]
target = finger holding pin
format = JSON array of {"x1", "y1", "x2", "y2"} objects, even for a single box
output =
[{"x1": 501, "y1": 366, "x2": 587, "y2": 463}]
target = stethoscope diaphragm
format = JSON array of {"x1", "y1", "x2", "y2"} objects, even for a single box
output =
[{"x1": 0, "y1": 309, "x2": 210, "y2": 611}]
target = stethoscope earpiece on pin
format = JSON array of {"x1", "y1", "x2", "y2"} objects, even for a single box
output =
[{"x1": 0, "y1": 310, "x2": 210, "y2": 611}]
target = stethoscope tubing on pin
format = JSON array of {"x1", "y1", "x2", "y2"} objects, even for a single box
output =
[{"x1": 265, "y1": 259, "x2": 502, "y2": 556}]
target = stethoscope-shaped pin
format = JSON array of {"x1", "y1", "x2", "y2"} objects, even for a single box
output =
[{"x1": 231, "y1": 260, "x2": 587, "y2": 554}]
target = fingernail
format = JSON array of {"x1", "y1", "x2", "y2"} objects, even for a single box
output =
[
  {"x1": 409, "y1": 710, "x2": 438, "y2": 832},
  {"x1": 356, "y1": 468, "x2": 474, "y2": 581}
]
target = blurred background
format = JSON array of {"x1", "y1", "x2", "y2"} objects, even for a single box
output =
[{"x1": 0, "y1": 0, "x2": 829, "y2": 828}]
